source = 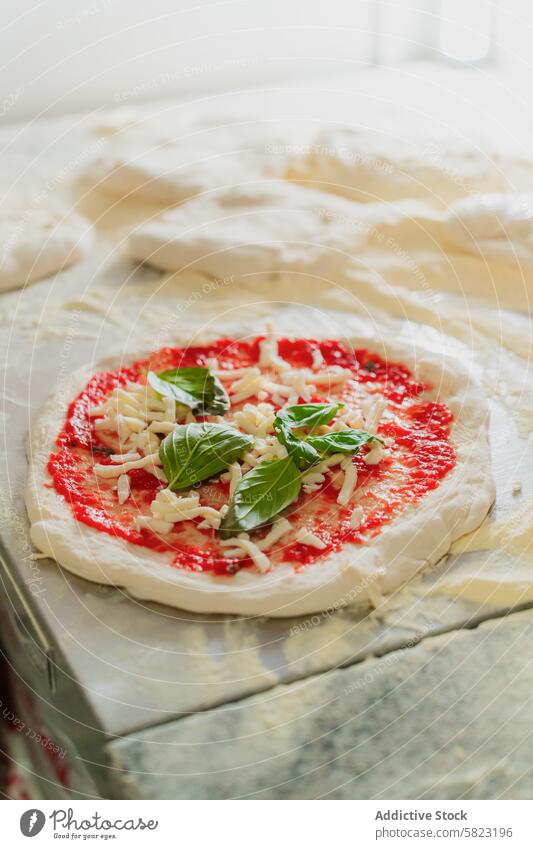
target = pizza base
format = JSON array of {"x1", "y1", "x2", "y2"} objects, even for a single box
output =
[{"x1": 25, "y1": 333, "x2": 495, "y2": 618}]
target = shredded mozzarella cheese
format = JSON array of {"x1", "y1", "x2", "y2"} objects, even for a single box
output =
[
  {"x1": 88, "y1": 342, "x2": 386, "y2": 561},
  {"x1": 136, "y1": 488, "x2": 224, "y2": 532},
  {"x1": 259, "y1": 335, "x2": 291, "y2": 372},
  {"x1": 295, "y1": 528, "x2": 327, "y2": 550},
  {"x1": 311, "y1": 366, "x2": 353, "y2": 386},
  {"x1": 216, "y1": 366, "x2": 258, "y2": 381},
  {"x1": 335, "y1": 406, "x2": 365, "y2": 430},
  {"x1": 302, "y1": 469, "x2": 326, "y2": 494},
  {"x1": 94, "y1": 452, "x2": 163, "y2": 479},
  {"x1": 312, "y1": 454, "x2": 345, "y2": 476},
  {"x1": 220, "y1": 535, "x2": 271, "y2": 573},
  {"x1": 135, "y1": 516, "x2": 174, "y2": 534},
  {"x1": 228, "y1": 462, "x2": 242, "y2": 498},
  {"x1": 311, "y1": 346, "x2": 324, "y2": 369},
  {"x1": 89, "y1": 380, "x2": 190, "y2": 455},
  {"x1": 229, "y1": 368, "x2": 267, "y2": 403},
  {"x1": 116, "y1": 474, "x2": 131, "y2": 505},
  {"x1": 257, "y1": 517, "x2": 292, "y2": 551},
  {"x1": 364, "y1": 395, "x2": 387, "y2": 433},
  {"x1": 364, "y1": 441, "x2": 386, "y2": 465},
  {"x1": 349, "y1": 506, "x2": 364, "y2": 529},
  {"x1": 337, "y1": 457, "x2": 358, "y2": 506},
  {"x1": 233, "y1": 402, "x2": 275, "y2": 437},
  {"x1": 110, "y1": 452, "x2": 141, "y2": 463}
]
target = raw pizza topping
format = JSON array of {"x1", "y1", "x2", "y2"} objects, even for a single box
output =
[{"x1": 47, "y1": 336, "x2": 456, "y2": 575}]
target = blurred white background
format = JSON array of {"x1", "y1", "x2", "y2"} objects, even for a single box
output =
[{"x1": 0, "y1": 0, "x2": 531, "y2": 121}]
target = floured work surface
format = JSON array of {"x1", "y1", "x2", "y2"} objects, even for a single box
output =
[{"x1": 1, "y1": 67, "x2": 533, "y2": 768}]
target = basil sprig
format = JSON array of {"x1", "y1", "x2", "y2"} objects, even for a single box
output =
[
  {"x1": 160, "y1": 423, "x2": 252, "y2": 491},
  {"x1": 219, "y1": 403, "x2": 384, "y2": 540},
  {"x1": 148, "y1": 366, "x2": 229, "y2": 416},
  {"x1": 273, "y1": 416, "x2": 321, "y2": 470},
  {"x1": 273, "y1": 402, "x2": 343, "y2": 470},
  {"x1": 219, "y1": 457, "x2": 301, "y2": 539}
]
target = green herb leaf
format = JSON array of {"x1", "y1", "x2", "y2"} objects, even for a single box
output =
[
  {"x1": 159, "y1": 423, "x2": 252, "y2": 491},
  {"x1": 278, "y1": 402, "x2": 344, "y2": 431},
  {"x1": 273, "y1": 416, "x2": 321, "y2": 470},
  {"x1": 219, "y1": 457, "x2": 301, "y2": 539},
  {"x1": 273, "y1": 403, "x2": 344, "y2": 470},
  {"x1": 148, "y1": 367, "x2": 229, "y2": 415},
  {"x1": 307, "y1": 429, "x2": 382, "y2": 456}
]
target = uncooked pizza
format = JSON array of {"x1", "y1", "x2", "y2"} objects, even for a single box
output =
[{"x1": 26, "y1": 332, "x2": 494, "y2": 616}]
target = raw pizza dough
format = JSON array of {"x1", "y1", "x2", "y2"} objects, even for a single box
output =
[
  {"x1": 0, "y1": 197, "x2": 93, "y2": 292},
  {"x1": 286, "y1": 126, "x2": 509, "y2": 205},
  {"x1": 125, "y1": 180, "x2": 531, "y2": 282},
  {"x1": 446, "y1": 193, "x2": 533, "y2": 261},
  {"x1": 84, "y1": 123, "x2": 291, "y2": 205},
  {"x1": 26, "y1": 333, "x2": 494, "y2": 618},
  {"x1": 125, "y1": 180, "x2": 381, "y2": 277}
]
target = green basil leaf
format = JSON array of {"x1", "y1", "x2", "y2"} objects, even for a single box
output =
[
  {"x1": 148, "y1": 367, "x2": 229, "y2": 415},
  {"x1": 307, "y1": 429, "x2": 381, "y2": 456},
  {"x1": 219, "y1": 457, "x2": 301, "y2": 539},
  {"x1": 160, "y1": 423, "x2": 252, "y2": 490},
  {"x1": 273, "y1": 403, "x2": 344, "y2": 470},
  {"x1": 278, "y1": 402, "x2": 344, "y2": 431},
  {"x1": 273, "y1": 416, "x2": 321, "y2": 471}
]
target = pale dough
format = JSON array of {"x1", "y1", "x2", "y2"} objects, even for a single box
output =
[
  {"x1": 125, "y1": 180, "x2": 380, "y2": 277},
  {"x1": 286, "y1": 126, "x2": 509, "y2": 205},
  {"x1": 0, "y1": 197, "x2": 93, "y2": 293},
  {"x1": 84, "y1": 123, "x2": 290, "y2": 205},
  {"x1": 446, "y1": 193, "x2": 533, "y2": 261},
  {"x1": 26, "y1": 333, "x2": 494, "y2": 618}
]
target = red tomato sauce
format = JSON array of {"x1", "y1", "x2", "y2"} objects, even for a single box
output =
[{"x1": 47, "y1": 337, "x2": 455, "y2": 575}]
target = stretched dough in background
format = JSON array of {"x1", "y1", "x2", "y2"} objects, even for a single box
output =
[
  {"x1": 125, "y1": 182, "x2": 533, "y2": 311},
  {"x1": 125, "y1": 180, "x2": 378, "y2": 278},
  {"x1": 83, "y1": 122, "x2": 293, "y2": 206},
  {"x1": 446, "y1": 193, "x2": 533, "y2": 261},
  {"x1": 286, "y1": 126, "x2": 509, "y2": 205},
  {"x1": 0, "y1": 198, "x2": 93, "y2": 293}
]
